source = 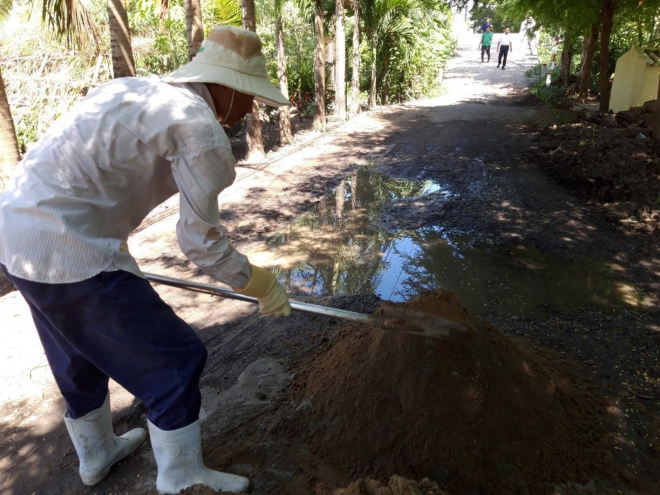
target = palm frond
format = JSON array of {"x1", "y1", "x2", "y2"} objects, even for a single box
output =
[
  {"x1": 38, "y1": 0, "x2": 102, "y2": 49},
  {"x1": 210, "y1": 0, "x2": 242, "y2": 27},
  {"x1": 0, "y1": 0, "x2": 12, "y2": 24},
  {"x1": 293, "y1": 0, "x2": 315, "y2": 23}
]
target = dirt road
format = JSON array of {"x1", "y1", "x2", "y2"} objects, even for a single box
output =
[{"x1": 1, "y1": 19, "x2": 658, "y2": 495}]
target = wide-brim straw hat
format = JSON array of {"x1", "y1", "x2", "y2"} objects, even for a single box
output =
[{"x1": 162, "y1": 25, "x2": 290, "y2": 107}]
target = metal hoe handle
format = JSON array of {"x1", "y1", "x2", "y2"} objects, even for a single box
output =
[{"x1": 143, "y1": 272, "x2": 373, "y2": 325}]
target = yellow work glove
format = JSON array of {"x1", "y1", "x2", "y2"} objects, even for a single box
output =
[{"x1": 233, "y1": 265, "x2": 291, "y2": 317}]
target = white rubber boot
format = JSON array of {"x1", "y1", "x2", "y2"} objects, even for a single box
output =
[
  {"x1": 148, "y1": 419, "x2": 250, "y2": 494},
  {"x1": 64, "y1": 395, "x2": 147, "y2": 486}
]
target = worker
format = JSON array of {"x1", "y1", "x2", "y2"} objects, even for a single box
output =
[{"x1": 0, "y1": 25, "x2": 291, "y2": 494}]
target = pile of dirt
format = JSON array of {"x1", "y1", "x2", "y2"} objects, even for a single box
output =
[
  {"x1": 288, "y1": 290, "x2": 612, "y2": 494},
  {"x1": 526, "y1": 108, "x2": 660, "y2": 236},
  {"x1": 317, "y1": 475, "x2": 450, "y2": 495}
]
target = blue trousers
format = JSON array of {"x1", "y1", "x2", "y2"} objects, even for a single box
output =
[{"x1": 2, "y1": 266, "x2": 207, "y2": 431}]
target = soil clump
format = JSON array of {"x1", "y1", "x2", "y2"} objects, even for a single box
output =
[
  {"x1": 177, "y1": 486, "x2": 236, "y2": 494},
  {"x1": 316, "y1": 475, "x2": 450, "y2": 495},
  {"x1": 288, "y1": 291, "x2": 612, "y2": 494}
]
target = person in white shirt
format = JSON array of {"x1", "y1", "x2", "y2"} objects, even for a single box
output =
[
  {"x1": 0, "y1": 25, "x2": 292, "y2": 494},
  {"x1": 497, "y1": 27, "x2": 514, "y2": 70}
]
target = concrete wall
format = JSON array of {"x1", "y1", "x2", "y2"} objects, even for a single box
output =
[
  {"x1": 610, "y1": 47, "x2": 660, "y2": 112},
  {"x1": 640, "y1": 65, "x2": 660, "y2": 108},
  {"x1": 610, "y1": 49, "x2": 645, "y2": 112}
]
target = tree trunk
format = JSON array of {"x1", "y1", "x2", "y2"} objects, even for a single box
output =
[
  {"x1": 313, "y1": 0, "x2": 327, "y2": 130},
  {"x1": 335, "y1": 0, "x2": 346, "y2": 120},
  {"x1": 561, "y1": 30, "x2": 572, "y2": 86},
  {"x1": 242, "y1": 0, "x2": 266, "y2": 160},
  {"x1": 158, "y1": 0, "x2": 170, "y2": 19},
  {"x1": 351, "y1": 0, "x2": 361, "y2": 114},
  {"x1": 368, "y1": 42, "x2": 377, "y2": 109},
  {"x1": 579, "y1": 25, "x2": 599, "y2": 103},
  {"x1": 0, "y1": 68, "x2": 20, "y2": 192},
  {"x1": 184, "y1": 0, "x2": 204, "y2": 60},
  {"x1": 297, "y1": 44, "x2": 303, "y2": 103},
  {"x1": 107, "y1": 0, "x2": 136, "y2": 78},
  {"x1": 598, "y1": 0, "x2": 617, "y2": 113},
  {"x1": 382, "y1": 53, "x2": 390, "y2": 104},
  {"x1": 276, "y1": 16, "x2": 293, "y2": 145}
]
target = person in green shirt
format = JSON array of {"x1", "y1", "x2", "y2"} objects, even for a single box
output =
[{"x1": 479, "y1": 26, "x2": 494, "y2": 63}]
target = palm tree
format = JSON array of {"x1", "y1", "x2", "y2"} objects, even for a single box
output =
[
  {"x1": 242, "y1": 0, "x2": 266, "y2": 161},
  {"x1": 313, "y1": 0, "x2": 326, "y2": 129},
  {"x1": 0, "y1": 0, "x2": 98, "y2": 190},
  {"x1": 0, "y1": 0, "x2": 18, "y2": 186},
  {"x1": 108, "y1": 0, "x2": 136, "y2": 77},
  {"x1": 0, "y1": 69, "x2": 20, "y2": 191},
  {"x1": 335, "y1": 0, "x2": 346, "y2": 120},
  {"x1": 275, "y1": 0, "x2": 293, "y2": 145},
  {"x1": 351, "y1": 0, "x2": 361, "y2": 114},
  {"x1": 185, "y1": 0, "x2": 204, "y2": 59},
  {"x1": 361, "y1": 0, "x2": 423, "y2": 109}
]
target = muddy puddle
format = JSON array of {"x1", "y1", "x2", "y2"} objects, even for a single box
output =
[{"x1": 247, "y1": 168, "x2": 641, "y2": 320}]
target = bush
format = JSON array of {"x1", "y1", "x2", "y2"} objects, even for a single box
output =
[
  {"x1": 529, "y1": 78, "x2": 566, "y2": 106},
  {"x1": 525, "y1": 64, "x2": 543, "y2": 77}
]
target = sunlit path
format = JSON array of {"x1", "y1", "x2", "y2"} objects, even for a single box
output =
[{"x1": 432, "y1": 15, "x2": 539, "y2": 106}]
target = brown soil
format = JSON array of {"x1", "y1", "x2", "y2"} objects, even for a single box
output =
[
  {"x1": 0, "y1": 270, "x2": 14, "y2": 297},
  {"x1": 317, "y1": 475, "x2": 450, "y2": 495},
  {"x1": 174, "y1": 485, "x2": 248, "y2": 494},
  {"x1": 288, "y1": 291, "x2": 612, "y2": 494},
  {"x1": 526, "y1": 105, "x2": 660, "y2": 237}
]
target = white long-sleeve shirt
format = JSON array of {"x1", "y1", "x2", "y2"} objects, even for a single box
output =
[
  {"x1": 498, "y1": 33, "x2": 512, "y2": 48},
  {"x1": 0, "y1": 75, "x2": 251, "y2": 288}
]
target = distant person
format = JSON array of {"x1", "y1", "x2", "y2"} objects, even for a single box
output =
[
  {"x1": 480, "y1": 17, "x2": 492, "y2": 33},
  {"x1": 479, "y1": 26, "x2": 493, "y2": 63},
  {"x1": 497, "y1": 27, "x2": 513, "y2": 70}
]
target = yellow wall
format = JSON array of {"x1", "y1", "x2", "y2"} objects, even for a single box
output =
[
  {"x1": 640, "y1": 65, "x2": 660, "y2": 107},
  {"x1": 610, "y1": 49, "x2": 646, "y2": 112}
]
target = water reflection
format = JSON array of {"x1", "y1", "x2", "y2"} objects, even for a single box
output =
[
  {"x1": 248, "y1": 168, "x2": 640, "y2": 319},
  {"x1": 376, "y1": 228, "x2": 639, "y2": 319},
  {"x1": 260, "y1": 169, "x2": 433, "y2": 296}
]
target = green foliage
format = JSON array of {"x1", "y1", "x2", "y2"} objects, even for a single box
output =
[
  {"x1": 211, "y1": 0, "x2": 242, "y2": 27},
  {"x1": 130, "y1": 0, "x2": 244, "y2": 75},
  {"x1": 0, "y1": 14, "x2": 110, "y2": 152},
  {"x1": 259, "y1": 0, "x2": 317, "y2": 100},
  {"x1": 529, "y1": 77, "x2": 565, "y2": 106},
  {"x1": 0, "y1": 0, "x2": 11, "y2": 23},
  {"x1": 471, "y1": 3, "x2": 524, "y2": 33},
  {"x1": 536, "y1": 30, "x2": 557, "y2": 66},
  {"x1": 385, "y1": 12, "x2": 455, "y2": 101},
  {"x1": 550, "y1": 108, "x2": 572, "y2": 124},
  {"x1": 525, "y1": 64, "x2": 542, "y2": 77},
  {"x1": 360, "y1": 0, "x2": 454, "y2": 103},
  {"x1": 15, "y1": 112, "x2": 38, "y2": 154},
  {"x1": 129, "y1": 0, "x2": 189, "y2": 74}
]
